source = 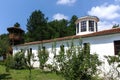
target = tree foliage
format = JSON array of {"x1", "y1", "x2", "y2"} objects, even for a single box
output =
[
  {"x1": 26, "y1": 10, "x2": 48, "y2": 42},
  {"x1": 67, "y1": 15, "x2": 78, "y2": 36},
  {"x1": 104, "y1": 54, "x2": 120, "y2": 80},
  {"x1": 14, "y1": 22, "x2": 20, "y2": 27},
  {"x1": 0, "y1": 34, "x2": 9, "y2": 57},
  {"x1": 52, "y1": 39, "x2": 101, "y2": 80},
  {"x1": 24, "y1": 49, "x2": 35, "y2": 80},
  {"x1": 25, "y1": 10, "x2": 78, "y2": 42},
  {"x1": 47, "y1": 19, "x2": 69, "y2": 39},
  {"x1": 12, "y1": 51, "x2": 26, "y2": 69},
  {"x1": 5, "y1": 54, "x2": 13, "y2": 72},
  {"x1": 38, "y1": 45, "x2": 49, "y2": 69},
  {"x1": 112, "y1": 24, "x2": 119, "y2": 28}
]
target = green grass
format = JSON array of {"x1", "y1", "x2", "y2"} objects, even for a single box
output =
[{"x1": 0, "y1": 65, "x2": 65, "y2": 80}]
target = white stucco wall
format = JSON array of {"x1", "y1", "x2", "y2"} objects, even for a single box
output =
[
  {"x1": 0, "y1": 56, "x2": 3, "y2": 61},
  {"x1": 13, "y1": 33, "x2": 120, "y2": 68}
]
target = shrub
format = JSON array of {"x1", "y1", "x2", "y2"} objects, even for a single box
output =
[
  {"x1": 12, "y1": 51, "x2": 26, "y2": 69},
  {"x1": 0, "y1": 61, "x2": 4, "y2": 65},
  {"x1": 5, "y1": 54, "x2": 14, "y2": 72},
  {"x1": 38, "y1": 46, "x2": 49, "y2": 70},
  {"x1": 104, "y1": 54, "x2": 120, "y2": 80},
  {"x1": 54, "y1": 39, "x2": 102, "y2": 80}
]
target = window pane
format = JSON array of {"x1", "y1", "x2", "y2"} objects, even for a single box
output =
[
  {"x1": 81, "y1": 21, "x2": 86, "y2": 32},
  {"x1": 89, "y1": 20, "x2": 94, "y2": 31},
  {"x1": 30, "y1": 48, "x2": 32, "y2": 53},
  {"x1": 114, "y1": 40, "x2": 120, "y2": 55},
  {"x1": 83, "y1": 43, "x2": 90, "y2": 54}
]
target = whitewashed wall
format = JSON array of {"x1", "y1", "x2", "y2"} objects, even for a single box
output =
[
  {"x1": 0, "y1": 56, "x2": 3, "y2": 61},
  {"x1": 13, "y1": 33, "x2": 120, "y2": 68}
]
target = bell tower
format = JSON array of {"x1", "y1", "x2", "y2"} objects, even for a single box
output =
[
  {"x1": 7, "y1": 23, "x2": 24, "y2": 55},
  {"x1": 75, "y1": 16, "x2": 99, "y2": 35},
  {"x1": 7, "y1": 23, "x2": 24, "y2": 46}
]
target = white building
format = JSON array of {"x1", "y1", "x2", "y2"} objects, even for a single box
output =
[{"x1": 13, "y1": 16, "x2": 120, "y2": 68}]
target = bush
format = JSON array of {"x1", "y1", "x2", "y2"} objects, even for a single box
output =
[
  {"x1": 0, "y1": 61, "x2": 4, "y2": 65},
  {"x1": 54, "y1": 39, "x2": 102, "y2": 80},
  {"x1": 38, "y1": 46, "x2": 49, "y2": 70},
  {"x1": 104, "y1": 54, "x2": 120, "y2": 80},
  {"x1": 5, "y1": 54, "x2": 14, "y2": 72},
  {"x1": 11, "y1": 51, "x2": 26, "y2": 69}
]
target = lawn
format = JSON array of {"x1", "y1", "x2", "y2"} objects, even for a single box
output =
[{"x1": 0, "y1": 65, "x2": 65, "y2": 80}]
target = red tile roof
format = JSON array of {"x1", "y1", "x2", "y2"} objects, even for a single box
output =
[{"x1": 17, "y1": 28, "x2": 120, "y2": 46}]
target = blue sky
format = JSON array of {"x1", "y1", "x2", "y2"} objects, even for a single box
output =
[{"x1": 0, "y1": 0, "x2": 120, "y2": 34}]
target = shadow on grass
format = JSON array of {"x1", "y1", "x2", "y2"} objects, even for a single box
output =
[{"x1": 0, "y1": 73, "x2": 12, "y2": 80}]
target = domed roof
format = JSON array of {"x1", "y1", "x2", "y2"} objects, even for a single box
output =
[
  {"x1": 7, "y1": 26, "x2": 24, "y2": 33},
  {"x1": 75, "y1": 16, "x2": 99, "y2": 24}
]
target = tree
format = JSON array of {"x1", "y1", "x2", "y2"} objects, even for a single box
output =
[
  {"x1": 67, "y1": 15, "x2": 78, "y2": 36},
  {"x1": 47, "y1": 19, "x2": 68, "y2": 39},
  {"x1": 54, "y1": 39, "x2": 101, "y2": 80},
  {"x1": 47, "y1": 15, "x2": 77, "y2": 39},
  {"x1": 26, "y1": 14, "x2": 78, "y2": 42},
  {"x1": 55, "y1": 44, "x2": 66, "y2": 72},
  {"x1": 0, "y1": 34, "x2": 9, "y2": 58},
  {"x1": 14, "y1": 22, "x2": 20, "y2": 27},
  {"x1": 24, "y1": 49, "x2": 35, "y2": 80},
  {"x1": 38, "y1": 45, "x2": 49, "y2": 70},
  {"x1": 26, "y1": 10, "x2": 48, "y2": 42},
  {"x1": 58, "y1": 19, "x2": 69, "y2": 37},
  {"x1": 12, "y1": 51, "x2": 26, "y2": 69},
  {"x1": 5, "y1": 54, "x2": 14, "y2": 72},
  {"x1": 46, "y1": 21, "x2": 59, "y2": 39},
  {"x1": 104, "y1": 54, "x2": 120, "y2": 80},
  {"x1": 112, "y1": 24, "x2": 119, "y2": 28}
]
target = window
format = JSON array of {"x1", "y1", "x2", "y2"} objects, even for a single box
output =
[
  {"x1": 30, "y1": 48, "x2": 32, "y2": 53},
  {"x1": 42, "y1": 46, "x2": 45, "y2": 50},
  {"x1": 60, "y1": 45, "x2": 64, "y2": 52},
  {"x1": 114, "y1": 40, "x2": 120, "y2": 55},
  {"x1": 81, "y1": 21, "x2": 86, "y2": 32},
  {"x1": 76, "y1": 23, "x2": 79, "y2": 33},
  {"x1": 83, "y1": 43, "x2": 90, "y2": 54},
  {"x1": 21, "y1": 49, "x2": 23, "y2": 52},
  {"x1": 89, "y1": 20, "x2": 94, "y2": 31}
]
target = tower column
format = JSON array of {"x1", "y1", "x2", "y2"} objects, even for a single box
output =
[
  {"x1": 86, "y1": 20, "x2": 89, "y2": 32},
  {"x1": 79, "y1": 22, "x2": 81, "y2": 33},
  {"x1": 94, "y1": 22, "x2": 96, "y2": 32}
]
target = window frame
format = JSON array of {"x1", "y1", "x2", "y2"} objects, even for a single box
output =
[
  {"x1": 81, "y1": 21, "x2": 86, "y2": 32},
  {"x1": 30, "y1": 48, "x2": 32, "y2": 54},
  {"x1": 83, "y1": 43, "x2": 90, "y2": 54},
  {"x1": 89, "y1": 20, "x2": 94, "y2": 31},
  {"x1": 114, "y1": 40, "x2": 120, "y2": 55}
]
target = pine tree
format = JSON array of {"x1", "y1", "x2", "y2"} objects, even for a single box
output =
[{"x1": 26, "y1": 10, "x2": 48, "y2": 42}]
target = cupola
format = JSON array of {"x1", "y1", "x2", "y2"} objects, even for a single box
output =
[
  {"x1": 7, "y1": 23, "x2": 24, "y2": 45},
  {"x1": 75, "y1": 16, "x2": 99, "y2": 35}
]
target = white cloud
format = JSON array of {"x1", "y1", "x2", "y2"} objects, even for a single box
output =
[
  {"x1": 98, "y1": 21, "x2": 116, "y2": 31},
  {"x1": 88, "y1": 4, "x2": 120, "y2": 20},
  {"x1": 88, "y1": 4, "x2": 120, "y2": 31},
  {"x1": 57, "y1": 0, "x2": 76, "y2": 5},
  {"x1": 52, "y1": 13, "x2": 68, "y2": 20}
]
